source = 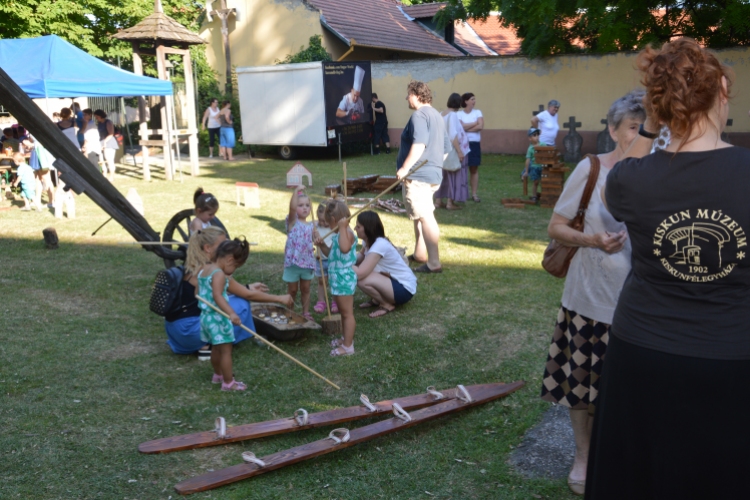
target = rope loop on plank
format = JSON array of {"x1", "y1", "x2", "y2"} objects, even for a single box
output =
[
  {"x1": 294, "y1": 408, "x2": 309, "y2": 426},
  {"x1": 457, "y1": 384, "x2": 473, "y2": 403},
  {"x1": 360, "y1": 394, "x2": 377, "y2": 412},
  {"x1": 328, "y1": 428, "x2": 351, "y2": 444},
  {"x1": 426, "y1": 386, "x2": 444, "y2": 400},
  {"x1": 241, "y1": 451, "x2": 266, "y2": 467},
  {"x1": 392, "y1": 403, "x2": 412, "y2": 422},
  {"x1": 214, "y1": 417, "x2": 227, "y2": 439}
]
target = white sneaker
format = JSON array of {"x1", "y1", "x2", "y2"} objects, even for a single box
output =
[{"x1": 209, "y1": 154, "x2": 213, "y2": 158}]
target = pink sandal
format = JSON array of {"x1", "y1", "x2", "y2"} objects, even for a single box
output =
[
  {"x1": 303, "y1": 312, "x2": 314, "y2": 321},
  {"x1": 330, "y1": 343, "x2": 354, "y2": 356},
  {"x1": 330, "y1": 336, "x2": 344, "y2": 348},
  {"x1": 313, "y1": 301, "x2": 326, "y2": 313},
  {"x1": 331, "y1": 301, "x2": 339, "y2": 314},
  {"x1": 211, "y1": 373, "x2": 224, "y2": 384},
  {"x1": 221, "y1": 379, "x2": 247, "y2": 391}
]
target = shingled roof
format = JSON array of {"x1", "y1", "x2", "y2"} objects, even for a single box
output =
[
  {"x1": 454, "y1": 21, "x2": 498, "y2": 56},
  {"x1": 401, "y1": 2, "x2": 446, "y2": 19},
  {"x1": 466, "y1": 16, "x2": 521, "y2": 56},
  {"x1": 306, "y1": 0, "x2": 463, "y2": 57},
  {"x1": 112, "y1": 0, "x2": 204, "y2": 45}
]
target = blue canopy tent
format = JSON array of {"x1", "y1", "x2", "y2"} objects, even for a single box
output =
[{"x1": 0, "y1": 35, "x2": 172, "y2": 98}]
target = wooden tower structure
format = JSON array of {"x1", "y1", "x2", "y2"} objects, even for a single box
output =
[{"x1": 113, "y1": 0, "x2": 204, "y2": 181}]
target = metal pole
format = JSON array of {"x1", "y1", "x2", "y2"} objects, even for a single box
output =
[{"x1": 338, "y1": 132, "x2": 342, "y2": 163}]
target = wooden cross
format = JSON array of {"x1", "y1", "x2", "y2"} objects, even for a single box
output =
[
  {"x1": 601, "y1": 118, "x2": 608, "y2": 126},
  {"x1": 564, "y1": 116, "x2": 581, "y2": 133},
  {"x1": 727, "y1": 118, "x2": 733, "y2": 127},
  {"x1": 532, "y1": 104, "x2": 544, "y2": 116}
]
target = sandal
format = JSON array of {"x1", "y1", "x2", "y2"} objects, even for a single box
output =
[
  {"x1": 330, "y1": 343, "x2": 354, "y2": 357},
  {"x1": 313, "y1": 301, "x2": 326, "y2": 313},
  {"x1": 331, "y1": 301, "x2": 339, "y2": 314},
  {"x1": 211, "y1": 373, "x2": 224, "y2": 384},
  {"x1": 221, "y1": 379, "x2": 247, "y2": 392},
  {"x1": 303, "y1": 312, "x2": 314, "y2": 322},
  {"x1": 359, "y1": 300, "x2": 379, "y2": 309},
  {"x1": 330, "y1": 336, "x2": 344, "y2": 348},
  {"x1": 414, "y1": 263, "x2": 443, "y2": 274},
  {"x1": 472, "y1": 194, "x2": 481, "y2": 203},
  {"x1": 567, "y1": 477, "x2": 585, "y2": 496},
  {"x1": 445, "y1": 204, "x2": 462, "y2": 211},
  {"x1": 369, "y1": 306, "x2": 394, "y2": 318},
  {"x1": 407, "y1": 254, "x2": 426, "y2": 264}
]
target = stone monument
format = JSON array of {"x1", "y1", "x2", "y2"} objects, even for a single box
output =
[
  {"x1": 563, "y1": 116, "x2": 583, "y2": 163},
  {"x1": 597, "y1": 118, "x2": 615, "y2": 154}
]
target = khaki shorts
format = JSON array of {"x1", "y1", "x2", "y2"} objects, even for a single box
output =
[{"x1": 403, "y1": 179, "x2": 440, "y2": 220}]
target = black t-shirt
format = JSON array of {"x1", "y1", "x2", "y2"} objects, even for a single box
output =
[
  {"x1": 606, "y1": 147, "x2": 750, "y2": 360},
  {"x1": 373, "y1": 101, "x2": 387, "y2": 128}
]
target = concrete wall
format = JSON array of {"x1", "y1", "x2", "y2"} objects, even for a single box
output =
[{"x1": 372, "y1": 49, "x2": 750, "y2": 154}]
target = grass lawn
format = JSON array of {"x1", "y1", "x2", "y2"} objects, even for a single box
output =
[{"x1": 0, "y1": 151, "x2": 576, "y2": 499}]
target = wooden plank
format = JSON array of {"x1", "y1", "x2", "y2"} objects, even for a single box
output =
[
  {"x1": 140, "y1": 385, "x2": 474, "y2": 454},
  {"x1": 174, "y1": 381, "x2": 525, "y2": 495}
]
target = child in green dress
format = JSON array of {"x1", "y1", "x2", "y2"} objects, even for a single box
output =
[
  {"x1": 315, "y1": 199, "x2": 358, "y2": 356},
  {"x1": 197, "y1": 237, "x2": 251, "y2": 391}
]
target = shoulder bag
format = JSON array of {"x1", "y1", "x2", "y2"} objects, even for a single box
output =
[{"x1": 541, "y1": 154, "x2": 601, "y2": 278}]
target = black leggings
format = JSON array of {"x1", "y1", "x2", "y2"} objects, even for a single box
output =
[{"x1": 208, "y1": 127, "x2": 220, "y2": 148}]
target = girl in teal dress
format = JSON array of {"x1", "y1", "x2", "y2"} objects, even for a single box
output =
[
  {"x1": 315, "y1": 199, "x2": 358, "y2": 356},
  {"x1": 197, "y1": 237, "x2": 251, "y2": 391}
]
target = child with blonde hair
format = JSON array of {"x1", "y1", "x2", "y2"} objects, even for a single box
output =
[
  {"x1": 313, "y1": 201, "x2": 338, "y2": 314},
  {"x1": 315, "y1": 199, "x2": 358, "y2": 356},
  {"x1": 196, "y1": 235, "x2": 251, "y2": 391},
  {"x1": 189, "y1": 187, "x2": 220, "y2": 234},
  {"x1": 283, "y1": 185, "x2": 315, "y2": 320}
]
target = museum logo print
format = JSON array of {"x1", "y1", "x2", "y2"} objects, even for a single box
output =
[{"x1": 653, "y1": 209, "x2": 747, "y2": 282}]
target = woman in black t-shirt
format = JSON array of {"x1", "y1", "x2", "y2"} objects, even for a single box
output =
[{"x1": 587, "y1": 38, "x2": 750, "y2": 499}]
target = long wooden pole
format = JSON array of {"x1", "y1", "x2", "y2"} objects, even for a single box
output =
[
  {"x1": 318, "y1": 159, "x2": 427, "y2": 241},
  {"x1": 118, "y1": 241, "x2": 258, "y2": 246},
  {"x1": 317, "y1": 251, "x2": 332, "y2": 318},
  {"x1": 196, "y1": 296, "x2": 340, "y2": 390}
]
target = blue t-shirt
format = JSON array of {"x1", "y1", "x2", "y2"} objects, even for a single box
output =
[{"x1": 16, "y1": 162, "x2": 35, "y2": 186}]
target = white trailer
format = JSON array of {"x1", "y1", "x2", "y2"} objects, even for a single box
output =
[{"x1": 236, "y1": 61, "x2": 372, "y2": 160}]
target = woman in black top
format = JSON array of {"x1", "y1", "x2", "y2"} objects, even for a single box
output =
[{"x1": 587, "y1": 38, "x2": 750, "y2": 499}]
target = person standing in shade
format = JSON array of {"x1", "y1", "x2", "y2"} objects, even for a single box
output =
[
  {"x1": 458, "y1": 93, "x2": 483, "y2": 202},
  {"x1": 218, "y1": 100, "x2": 235, "y2": 161},
  {"x1": 396, "y1": 80, "x2": 451, "y2": 274},
  {"x1": 370, "y1": 93, "x2": 390, "y2": 154},
  {"x1": 94, "y1": 109, "x2": 118, "y2": 181},
  {"x1": 531, "y1": 99, "x2": 561, "y2": 147},
  {"x1": 201, "y1": 98, "x2": 221, "y2": 158}
]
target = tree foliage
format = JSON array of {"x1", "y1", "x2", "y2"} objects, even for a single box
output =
[
  {"x1": 435, "y1": 0, "x2": 750, "y2": 57},
  {"x1": 275, "y1": 35, "x2": 332, "y2": 64}
]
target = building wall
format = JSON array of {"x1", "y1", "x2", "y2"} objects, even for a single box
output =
[{"x1": 372, "y1": 49, "x2": 750, "y2": 154}]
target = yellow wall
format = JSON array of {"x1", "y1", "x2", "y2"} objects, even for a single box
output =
[{"x1": 371, "y1": 48, "x2": 750, "y2": 152}]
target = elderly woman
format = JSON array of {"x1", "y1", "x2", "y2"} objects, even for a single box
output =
[
  {"x1": 435, "y1": 92, "x2": 470, "y2": 210},
  {"x1": 586, "y1": 38, "x2": 750, "y2": 499},
  {"x1": 540, "y1": 91, "x2": 644, "y2": 495},
  {"x1": 531, "y1": 99, "x2": 561, "y2": 147},
  {"x1": 354, "y1": 211, "x2": 416, "y2": 318},
  {"x1": 164, "y1": 226, "x2": 293, "y2": 358}
]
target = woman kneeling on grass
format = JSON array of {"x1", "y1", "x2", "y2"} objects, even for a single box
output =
[
  {"x1": 165, "y1": 226, "x2": 293, "y2": 358},
  {"x1": 354, "y1": 211, "x2": 416, "y2": 318}
]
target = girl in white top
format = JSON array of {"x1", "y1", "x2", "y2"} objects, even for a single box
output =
[
  {"x1": 201, "y1": 98, "x2": 221, "y2": 158},
  {"x1": 354, "y1": 211, "x2": 417, "y2": 318},
  {"x1": 81, "y1": 108, "x2": 102, "y2": 169},
  {"x1": 531, "y1": 99, "x2": 561, "y2": 146},
  {"x1": 457, "y1": 93, "x2": 484, "y2": 202}
]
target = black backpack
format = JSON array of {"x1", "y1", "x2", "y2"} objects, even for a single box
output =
[{"x1": 149, "y1": 266, "x2": 187, "y2": 316}]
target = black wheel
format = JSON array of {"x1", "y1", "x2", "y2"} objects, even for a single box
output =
[
  {"x1": 278, "y1": 145, "x2": 296, "y2": 160},
  {"x1": 161, "y1": 209, "x2": 230, "y2": 268}
]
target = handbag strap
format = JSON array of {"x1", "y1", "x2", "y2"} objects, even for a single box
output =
[{"x1": 573, "y1": 154, "x2": 601, "y2": 220}]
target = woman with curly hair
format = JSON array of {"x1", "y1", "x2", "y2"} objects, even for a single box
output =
[{"x1": 586, "y1": 38, "x2": 750, "y2": 498}]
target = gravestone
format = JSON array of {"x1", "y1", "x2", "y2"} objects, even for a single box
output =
[
  {"x1": 532, "y1": 104, "x2": 544, "y2": 116},
  {"x1": 563, "y1": 116, "x2": 583, "y2": 163},
  {"x1": 597, "y1": 118, "x2": 615, "y2": 154},
  {"x1": 721, "y1": 118, "x2": 733, "y2": 144}
]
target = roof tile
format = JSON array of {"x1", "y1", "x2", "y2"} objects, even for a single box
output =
[
  {"x1": 401, "y1": 2, "x2": 446, "y2": 19},
  {"x1": 466, "y1": 16, "x2": 521, "y2": 56}
]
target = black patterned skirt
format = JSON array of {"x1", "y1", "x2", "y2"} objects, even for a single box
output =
[{"x1": 540, "y1": 306, "x2": 609, "y2": 414}]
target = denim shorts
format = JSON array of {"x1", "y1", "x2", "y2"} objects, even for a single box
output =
[
  {"x1": 391, "y1": 277, "x2": 414, "y2": 306},
  {"x1": 314, "y1": 258, "x2": 329, "y2": 278},
  {"x1": 283, "y1": 264, "x2": 314, "y2": 283}
]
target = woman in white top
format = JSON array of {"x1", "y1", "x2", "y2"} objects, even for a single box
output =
[
  {"x1": 531, "y1": 99, "x2": 561, "y2": 147},
  {"x1": 56, "y1": 108, "x2": 79, "y2": 149},
  {"x1": 457, "y1": 93, "x2": 483, "y2": 202},
  {"x1": 539, "y1": 91, "x2": 643, "y2": 496},
  {"x1": 354, "y1": 211, "x2": 417, "y2": 318},
  {"x1": 435, "y1": 92, "x2": 470, "y2": 210},
  {"x1": 81, "y1": 108, "x2": 102, "y2": 169},
  {"x1": 201, "y1": 98, "x2": 221, "y2": 158}
]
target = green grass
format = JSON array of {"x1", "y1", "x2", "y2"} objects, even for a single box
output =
[{"x1": 0, "y1": 152, "x2": 575, "y2": 499}]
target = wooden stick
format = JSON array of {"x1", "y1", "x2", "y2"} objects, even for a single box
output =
[
  {"x1": 523, "y1": 176, "x2": 528, "y2": 197},
  {"x1": 317, "y1": 251, "x2": 332, "y2": 318},
  {"x1": 342, "y1": 162, "x2": 347, "y2": 200},
  {"x1": 318, "y1": 159, "x2": 427, "y2": 241},
  {"x1": 196, "y1": 296, "x2": 341, "y2": 391},
  {"x1": 119, "y1": 241, "x2": 259, "y2": 246}
]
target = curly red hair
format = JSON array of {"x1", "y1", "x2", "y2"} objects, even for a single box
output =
[{"x1": 637, "y1": 38, "x2": 733, "y2": 148}]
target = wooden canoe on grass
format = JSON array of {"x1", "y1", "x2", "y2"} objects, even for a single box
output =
[
  {"x1": 140, "y1": 385, "x2": 480, "y2": 454},
  {"x1": 174, "y1": 380, "x2": 524, "y2": 495}
]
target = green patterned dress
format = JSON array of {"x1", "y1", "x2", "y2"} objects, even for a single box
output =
[
  {"x1": 197, "y1": 268, "x2": 235, "y2": 345},
  {"x1": 328, "y1": 232, "x2": 358, "y2": 296}
]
